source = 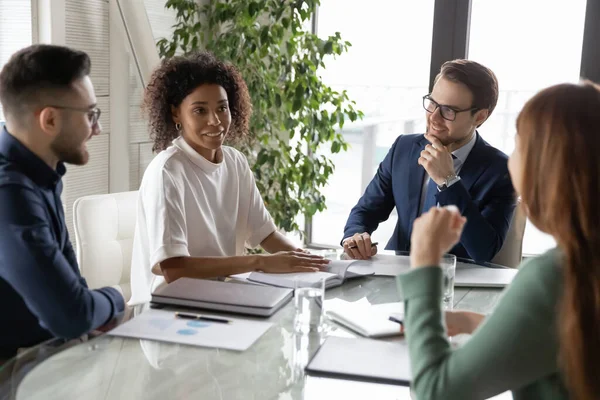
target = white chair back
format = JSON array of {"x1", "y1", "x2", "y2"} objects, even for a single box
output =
[
  {"x1": 73, "y1": 191, "x2": 138, "y2": 301},
  {"x1": 491, "y1": 201, "x2": 527, "y2": 268}
]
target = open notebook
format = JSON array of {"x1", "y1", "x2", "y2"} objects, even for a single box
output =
[
  {"x1": 325, "y1": 298, "x2": 404, "y2": 338},
  {"x1": 245, "y1": 260, "x2": 374, "y2": 289}
]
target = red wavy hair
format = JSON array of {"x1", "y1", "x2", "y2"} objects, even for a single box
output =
[{"x1": 516, "y1": 81, "x2": 600, "y2": 400}]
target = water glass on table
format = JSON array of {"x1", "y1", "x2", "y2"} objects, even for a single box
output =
[
  {"x1": 441, "y1": 253, "x2": 457, "y2": 310},
  {"x1": 293, "y1": 277, "x2": 326, "y2": 333}
]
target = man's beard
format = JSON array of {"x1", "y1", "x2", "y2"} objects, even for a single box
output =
[
  {"x1": 427, "y1": 125, "x2": 473, "y2": 148},
  {"x1": 50, "y1": 130, "x2": 89, "y2": 166}
]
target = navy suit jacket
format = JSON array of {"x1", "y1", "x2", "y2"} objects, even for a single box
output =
[{"x1": 343, "y1": 133, "x2": 516, "y2": 263}]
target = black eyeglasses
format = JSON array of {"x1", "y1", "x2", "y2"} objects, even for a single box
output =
[
  {"x1": 422, "y1": 95, "x2": 478, "y2": 121},
  {"x1": 48, "y1": 105, "x2": 102, "y2": 126}
]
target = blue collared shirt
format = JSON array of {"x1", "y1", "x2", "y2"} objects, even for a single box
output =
[{"x1": 0, "y1": 127, "x2": 124, "y2": 358}]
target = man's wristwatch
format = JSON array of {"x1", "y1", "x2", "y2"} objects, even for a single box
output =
[{"x1": 437, "y1": 173, "x2": 461, "y2": 191}]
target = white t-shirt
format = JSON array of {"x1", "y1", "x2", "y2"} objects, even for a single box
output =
[{"x1": 129, "y1": 137, "x2": 277, "y2": 305}]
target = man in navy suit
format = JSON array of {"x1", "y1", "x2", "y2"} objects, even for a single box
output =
[{"x1": 343, "y1": 60, "x2": 516, "y2": 263}]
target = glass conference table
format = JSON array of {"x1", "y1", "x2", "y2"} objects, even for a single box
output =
[{"x1": 1, "y1": 256, "x2": 513, "y2": 400}]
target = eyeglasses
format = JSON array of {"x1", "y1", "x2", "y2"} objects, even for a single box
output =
[
  {"x1": 47, "y1": 105, "x2": 102, "y2": 126},
  {"x1": 422, "y1": 95, "x2": 478, "y2": 121}
]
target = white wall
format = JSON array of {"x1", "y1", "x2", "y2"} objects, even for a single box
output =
[{"x1": 0, "y1": 0, "x2": 33, "y2": 120}]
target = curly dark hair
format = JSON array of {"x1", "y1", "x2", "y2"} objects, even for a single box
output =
[{"x1": 142, "y1": 51, "x2": 252, "y2": 152}]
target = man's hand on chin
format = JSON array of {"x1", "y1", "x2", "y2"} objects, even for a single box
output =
[{"x1": 418, "y1": 134, "x2": 455, "y2": 185}]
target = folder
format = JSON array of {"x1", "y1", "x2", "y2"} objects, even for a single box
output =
[
  {"x1": 305, "y1": 336, "x2": 412, "y2": 385},
  {"x1": 151, "y1": 278, "x2": 293, "y2": 317}
]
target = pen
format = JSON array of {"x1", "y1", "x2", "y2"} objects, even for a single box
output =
[
  {"x1": 388, "y1": 315, "x2": 404, "y2": 327},
  {"x1": 348, "y1": 242, "x2": 378, "y2": 249},
  {"x1": 175, "y1": 312, "x2": 231, "y2": 324}
]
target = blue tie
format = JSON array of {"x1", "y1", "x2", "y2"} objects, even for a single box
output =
[
  {"x1": 422, "y1": 178, "x2": 439, "y2": 214},
  {"x1": 422, "y1": 154, "x2": 457, "y2": 214}
]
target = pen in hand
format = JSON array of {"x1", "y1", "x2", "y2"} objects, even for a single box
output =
[
  {"x1": 348, "y1": 242, "x2": 379, "y2": 250},
  {"x1": 175, "y1": 312, "x2": 231, "y2": 324}
]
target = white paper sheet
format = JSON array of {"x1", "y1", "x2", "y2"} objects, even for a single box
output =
[
  {"x1": 352, "y1": 254, "x2": 411, "y2": 276},
  {"x1": 244, "y1": 260, "x2": 362, "y2": 289},
  {"x1": 108, "y1": 308, "x2": 272, "y2": 351},
  {"x1": 353, "y1": 255, "x2": 517, "y2": 287}
]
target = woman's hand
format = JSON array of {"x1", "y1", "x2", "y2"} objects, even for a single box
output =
[
  {"x1": 445, "y1": 310, "x2": 486, "y2": 336},
  {"x1": 410, "y1": 206, "x2": 466, "y2": 268},
  {"x1": 256, "y1": 251, "x2": 330, "y2": 273}
]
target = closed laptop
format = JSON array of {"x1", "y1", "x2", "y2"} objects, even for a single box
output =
[{"x1": 151, "y1": 277, "x2": 293, "y2": 317}]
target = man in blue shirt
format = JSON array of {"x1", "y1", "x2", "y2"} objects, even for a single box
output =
[
  {"x1": 343, "y1": 60, "x2": 516, "y2": 262},
  {"x1": 0, "y1": 44, "x2": 124, "y2": 359}
]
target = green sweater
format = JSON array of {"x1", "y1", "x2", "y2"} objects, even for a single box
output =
[{"x1": 397, "y1": 249, "x2": 569, "y2": 400}]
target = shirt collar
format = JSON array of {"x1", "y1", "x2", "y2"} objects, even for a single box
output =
[
  {"x1": 451, "y1": 131, "x2": 478, "y2": 165},
  {"x1": 172, "y1": 136, "x2": 224, "y2": 174},
  {"x1": 0, "y1": 126, "x2": 66, "y2": 188}
]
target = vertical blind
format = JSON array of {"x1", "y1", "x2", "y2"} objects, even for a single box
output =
[{"x1": 0, "y1": 0, "x2": 33, "y2": 120}]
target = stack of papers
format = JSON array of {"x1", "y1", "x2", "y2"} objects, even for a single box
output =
[{"x1": 325, "y1": 298, "x2": 404, "y2": 338}]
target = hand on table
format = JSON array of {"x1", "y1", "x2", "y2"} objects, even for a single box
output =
[{"x1": 256, "y1": 251, "x2": 330, "y2": 273}]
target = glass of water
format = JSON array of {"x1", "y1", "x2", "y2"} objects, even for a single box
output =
[
  {"x1": 441, "y1": 254, "x2": 457, "y2": 309},
  {"x1": 294, "y1": 277, "x2": 326, "y2": 333}
]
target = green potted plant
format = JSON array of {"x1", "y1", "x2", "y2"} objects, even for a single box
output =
[{"x1": 157, "y1": 0, "x2": 362, "y2": 241}]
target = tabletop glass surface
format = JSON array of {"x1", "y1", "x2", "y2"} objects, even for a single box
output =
[{"x1": 2, "y1": 258, "x2": 508, "y2": 400}]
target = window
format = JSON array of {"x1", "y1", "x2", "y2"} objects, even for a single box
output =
[
  {"x1": 468, "y1": 0, "x2": 587, "y2": 254},
  {"x1": 311, "y1": 0, "x2": 435, "y2": 246},
  {"x1": 0, "y1": 0, "x2": 33, "y2": 120}
]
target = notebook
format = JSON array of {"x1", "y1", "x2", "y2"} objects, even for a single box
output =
[
  {"x1": 150, "y1": 278, "x2": 293, "y2": 317},
  {"x1": 245, "y1": 260, "x2": 374, "y2": 289},
  {"x1": 305, "y1": 336, "x2": 412, "y2": 386},
  {"x1": 325, "y1": 299, "x2": 404, "y2": 338}
]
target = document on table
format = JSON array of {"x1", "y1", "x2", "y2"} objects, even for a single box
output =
[
  {"x1": 108, "y1": 308, "x2": 272, "y2": 351},
  {"x1": 352, "y1": 254, "x2": 518, "y2": 287},
  {"x1": 232, "y1": 260, "x2": 374, "y2": 289},
  {"x1": 352, "y1": 254, "x2": 411, "y2": 276},
  {"x1": 306, "y1": 336, "x2": 412, "y2": 385}
]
